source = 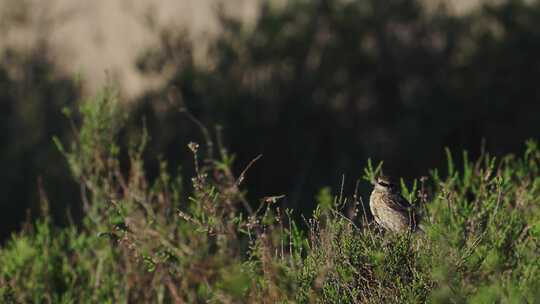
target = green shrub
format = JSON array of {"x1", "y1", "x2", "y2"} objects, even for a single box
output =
[{"x1": 1, "y1": 90, "x2": 539, "y2": 303}]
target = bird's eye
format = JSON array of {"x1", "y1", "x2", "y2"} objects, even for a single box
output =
[{"x1": 378, "y1": 181, "x2": 390, "y2": 187}]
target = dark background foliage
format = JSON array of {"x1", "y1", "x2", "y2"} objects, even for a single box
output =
[
  {"x1": 0, "y1": 44, "x2": 80, "y2": 240},
  {"x1": 2, "y1": 0, "x2": 540, "y2": 239},
  {"x1": 132, "y1": 0, "x2": 540, "y2": 209}
]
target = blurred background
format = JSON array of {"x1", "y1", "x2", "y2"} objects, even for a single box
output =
[{"x1": 1, "y1": 0, "x2": 539, "y2": 240}]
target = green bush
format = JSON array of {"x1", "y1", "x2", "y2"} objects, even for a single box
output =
[{"x1": 1, "y1": 90, "x2": 539, "y2": 303}]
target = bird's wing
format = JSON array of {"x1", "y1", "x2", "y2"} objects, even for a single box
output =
[
  {"x1": 389, "y1": 193, "x2": 422, "y2": 228},
  {"x1": 386, "y1": 193, "x2": 412, "y2": 212}
]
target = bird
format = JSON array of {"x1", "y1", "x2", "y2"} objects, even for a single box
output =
[{"x1": 369, "y1": 174, "x2": 421, "y2": 233}]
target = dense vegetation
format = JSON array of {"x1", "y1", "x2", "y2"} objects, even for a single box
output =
[
  {"x1": 2, "y1": 0, "x2": 540, "y2": 302},
  {"x1": 1, "y1": 90, "x2": 539, "y2": 303},
  {"x1": 4, "y1": 0, "x2": 540, "y2": 237}
]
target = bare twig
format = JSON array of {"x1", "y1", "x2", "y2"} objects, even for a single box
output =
[
  {"x1": 164, "y1": 275, "x2": 184, "y2": 304},
  {"x1": 168, "y1": 87, "x2": 214, "y2": 161},
  {"x1": 237, "y1": 154, "x2": 263, "y2": 186}
]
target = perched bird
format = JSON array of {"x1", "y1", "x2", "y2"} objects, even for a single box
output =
[{"x1": 369, "y1": 175, "x2": 420, "y2": 233}]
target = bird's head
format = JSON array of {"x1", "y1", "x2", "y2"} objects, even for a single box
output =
[{"x1": 373, "y1": 174, "x2": 398, "y2": 192}]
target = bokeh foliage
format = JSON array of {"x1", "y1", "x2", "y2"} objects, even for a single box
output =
[
  {"x1": 134, "y1": 0, "x2": 540, "y2": 213},
  {"x1": 0, "y1": 44, "x2": 80, "y2": 239}
]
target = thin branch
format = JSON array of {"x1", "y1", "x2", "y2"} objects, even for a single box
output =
[
  {"x1": 168, "y1": 87, "x2": 214, "y2": 161},
  {"x1": 237, "y1": 154, "x2": 263, "y2": 186}
]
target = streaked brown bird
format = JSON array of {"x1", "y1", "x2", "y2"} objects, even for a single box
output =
[{"x1": 369, "y1": 175, "x2": 420, "y2": 233}]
